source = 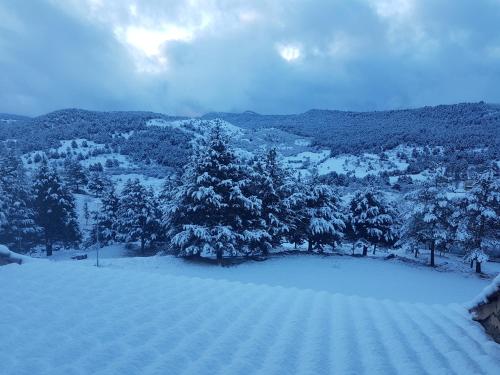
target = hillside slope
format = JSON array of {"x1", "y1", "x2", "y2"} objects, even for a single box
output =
[
  {"x1": 1, "y1": 261, "x2": 499, "y2": 374},
  {"x1": 203, "y1": 102, "x2": 500, "y2": 155}
]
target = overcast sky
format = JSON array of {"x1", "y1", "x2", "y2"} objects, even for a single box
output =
[{"x1": 1, "y1": 0, "x2": 500, "y2": 116}]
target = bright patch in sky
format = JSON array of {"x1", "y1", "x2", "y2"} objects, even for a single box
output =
[
  {"x1": 277, "y1": 44, "x2": 301, "y2": 62},
  {"x1": 371, "y1": 0, "x2": 415, "y2": 19},
  {"x1": 129, "y1": 4, "x2": 137, "y2": 17},
  {"x1": 114, "y1": 24, "x2": 194, "y2": 72},
  {"x1": 123, "y1": 25, "x2": 193, "y2": 57}
]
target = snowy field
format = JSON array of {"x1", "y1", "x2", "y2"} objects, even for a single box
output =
[
  {"x1": 28, "y1": 245, "x2": 498, "y2": 304},
  {"x1": 1, "y1": 258, "x2": 499, "y2": 375},
  {"x1": 92, "y1": 253, "x2": 492, "y2": 304}
]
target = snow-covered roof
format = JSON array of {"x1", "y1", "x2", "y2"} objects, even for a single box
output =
[
  {"x1": 469, "y1": 273, "x2": 500, "y2": 309},
  {"x1": 1, "y1": 261, "x2": 499, "y2": 374}
]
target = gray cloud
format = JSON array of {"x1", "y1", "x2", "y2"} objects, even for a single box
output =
[{"x1": 1, "y1": 0, "x2": 500, "y2": 116}]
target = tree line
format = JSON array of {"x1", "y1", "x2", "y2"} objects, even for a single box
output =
[{"x1": 0, "y1": 123, "x2": 498, "y2": 270}]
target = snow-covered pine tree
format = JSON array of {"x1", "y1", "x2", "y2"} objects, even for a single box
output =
[
  {"x1": 249, "y1": 148, "x2": 293, "y2": 253},
  {"x1": 403, "y1": 186, "x2": 456, "y2": 267},
  {"x1": 459, "y1": 172, "x2": 499, "y2": 273},
  {"x1": 91, "y1": 184, "x2": 120, "y2": 246},
  {"x1": 116, "y1": 179, "x2": 161, "y2": 254},
  {"x1": 159, "y1": 174, "x2": 181, "y2": 234},
  {"x1": 87, "y1": 171, "x2": 112, "y2": 197},
  {"x1": 303, "y1": 183, "x2": 345, "y2": 252},
  {"x1": 349, "y1": 189, "x2": 399, "y2": 255},
  {"x1": 167, "y1": 122, "x2": 269, "y2": 264},
  {"x1": 83, "y1": 202, "x2": 89, "y2": 226},
  {"x1": 33, "y1": 159, "x2": 80, "y2": 256},
  {"x1": 465, "y1": 249, "x2": 490, "y2": 274},
  {"x1": 0, "y1": 187, "x2": 6, "y2": 228},
  {"x1": 0, "y1": 153, "x2": 38, "y2": 252},
  {"x1": 285, "y1": 176, "x2": 309, "y2": 249},
  {"x1": 63, "y1": 157, "x2": 88, "y2": 193}
]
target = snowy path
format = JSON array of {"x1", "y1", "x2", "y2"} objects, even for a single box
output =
[{"x1": 1, "y1": 262, "x2": 499, "y2": 375}]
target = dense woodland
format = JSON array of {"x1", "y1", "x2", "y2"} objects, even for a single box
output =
[
  {"x1": 1, "y1": 103, "x2": 498, "y2": 180},
  {"x1": 204, "y1": 102, "x2": 500, "y2": 155},
  {"x1": 0, "y1": 120, "x2": 498, "y2": 271},
  {"x1": 0, "y1": 109, "x2": 191, "y2": 169}
]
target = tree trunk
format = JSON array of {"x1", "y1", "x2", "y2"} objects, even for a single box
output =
[
  {"x1": 475, "y1": 261, "x2": 482, "y2": 274},
  {"x1": 308, "y1": 240, "x2": 313, "y2": 252},
  {"x1": 216, "y1": 249, "x2": 223, "y2": 266},
  {"x1": 430, "y1": 240, "x2": 435, "y2": 267},
  {"x1": 372, "y1": 244, "x2": 377, "y2": 255},
  {"x1": 414, "y1": 247, "x2": 419, "y2": 258},
  {"x1": 46, "y1": 240, "x2": 53, "y2": 257},
  {"x1": 470, "y1": 259, "x2": 474, "y2": 268},
  {"x1": 362, "y1": 245, "x2": 368, "y2": 257}
]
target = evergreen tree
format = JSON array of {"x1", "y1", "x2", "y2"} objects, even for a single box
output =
[
  {"x1": 403, "y1": 186, "x2": 456, "y2": 267},
  {"x1": 116, "y1": 179, "x2": 161, "y2": 254},
  {"x1": 159, "y1": 174, "x2": 181, "y2": 230},
  {"x1": 87, "y1": 171, "x2": 112, "y2": 197},
  {"x1": 250, "y1": 148, "x2": 293, "y2": 253},
  {"x1": 63, "y1": 157, "x2": 88, "y2": 193},
  {"x1": 286, "y1": 177, "x2": 309, "y2": 249},
  {"x1": 349, "y1": 189, "x2": 399, "y2": 255},
  {"x1": 0, "y1": 183, "x2": 7, "y2": 229},
  {"x1": 91, "y1": 185, "x2": 120, "y2": 246},
  {"x1": 83, "y1": 202, "x2": 90, "y2": 226},
  {"x1": 459, "y1": 173, "x2": 499, "y2": 273},
  {"x1": 33, "y1": 160, "x2": 80, "y2": 256},
  {"x1": 303, "y1": 183, "x2": 345, "y2": 252},
  {"x1": 0, "y1": 153, "x2": 38, "y2": 252},
  {"x1": 33, "y1": 153, "x2": 42, "y2": 163},
  {"x1": 166, "y1": 123, "x2": 269, "y2": 264}
]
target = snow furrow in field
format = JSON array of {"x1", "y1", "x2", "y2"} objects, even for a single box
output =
[{"x1": 0, "y1": 262, "x2": 499, "y2": 375}]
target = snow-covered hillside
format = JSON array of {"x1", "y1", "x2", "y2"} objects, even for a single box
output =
[
  {"x1": 1, "y1": 260, "x2": 499, "y2": 375},
  {"x1": 147, "y1": 118, "x2": 244, "y2": 138}
]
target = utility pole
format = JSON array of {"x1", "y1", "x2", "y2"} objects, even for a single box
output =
[{"x1": 95, "y1": 213, "x2": 100, "y2": 267}]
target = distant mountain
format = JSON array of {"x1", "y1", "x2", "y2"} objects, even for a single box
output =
[
  {"x1": 202, "y1": 102, "x2": 500, "y2": 155},
  {"x1": 0, "y1": 113, "x2": 31, "y2": 122},
  {"x1": 0, "y1": 108, "x2": 191, "y2": 169},
  {"x1": 0, "y1": 103, "x2": 498, "y2": 175}
]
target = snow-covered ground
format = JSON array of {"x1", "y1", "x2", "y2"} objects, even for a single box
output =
[
  {"x1": 318, "y1": 152, "x2": 408, "y2": 178},
  {"x1": 1, "y1": 258, "x2": 499, "y2": 375},
  {"x1": 282, "y1": 146, "x2": 413, "y2": 179},
  {"x1": 110, "y1": 174, "x2": 165, "y2": 192},
  {"x1": 147, "y1": 118, "x2": 244, "y2": 138},
  {"x1": 65, "y1": 251, "x2": 492, "y2": 304}
]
